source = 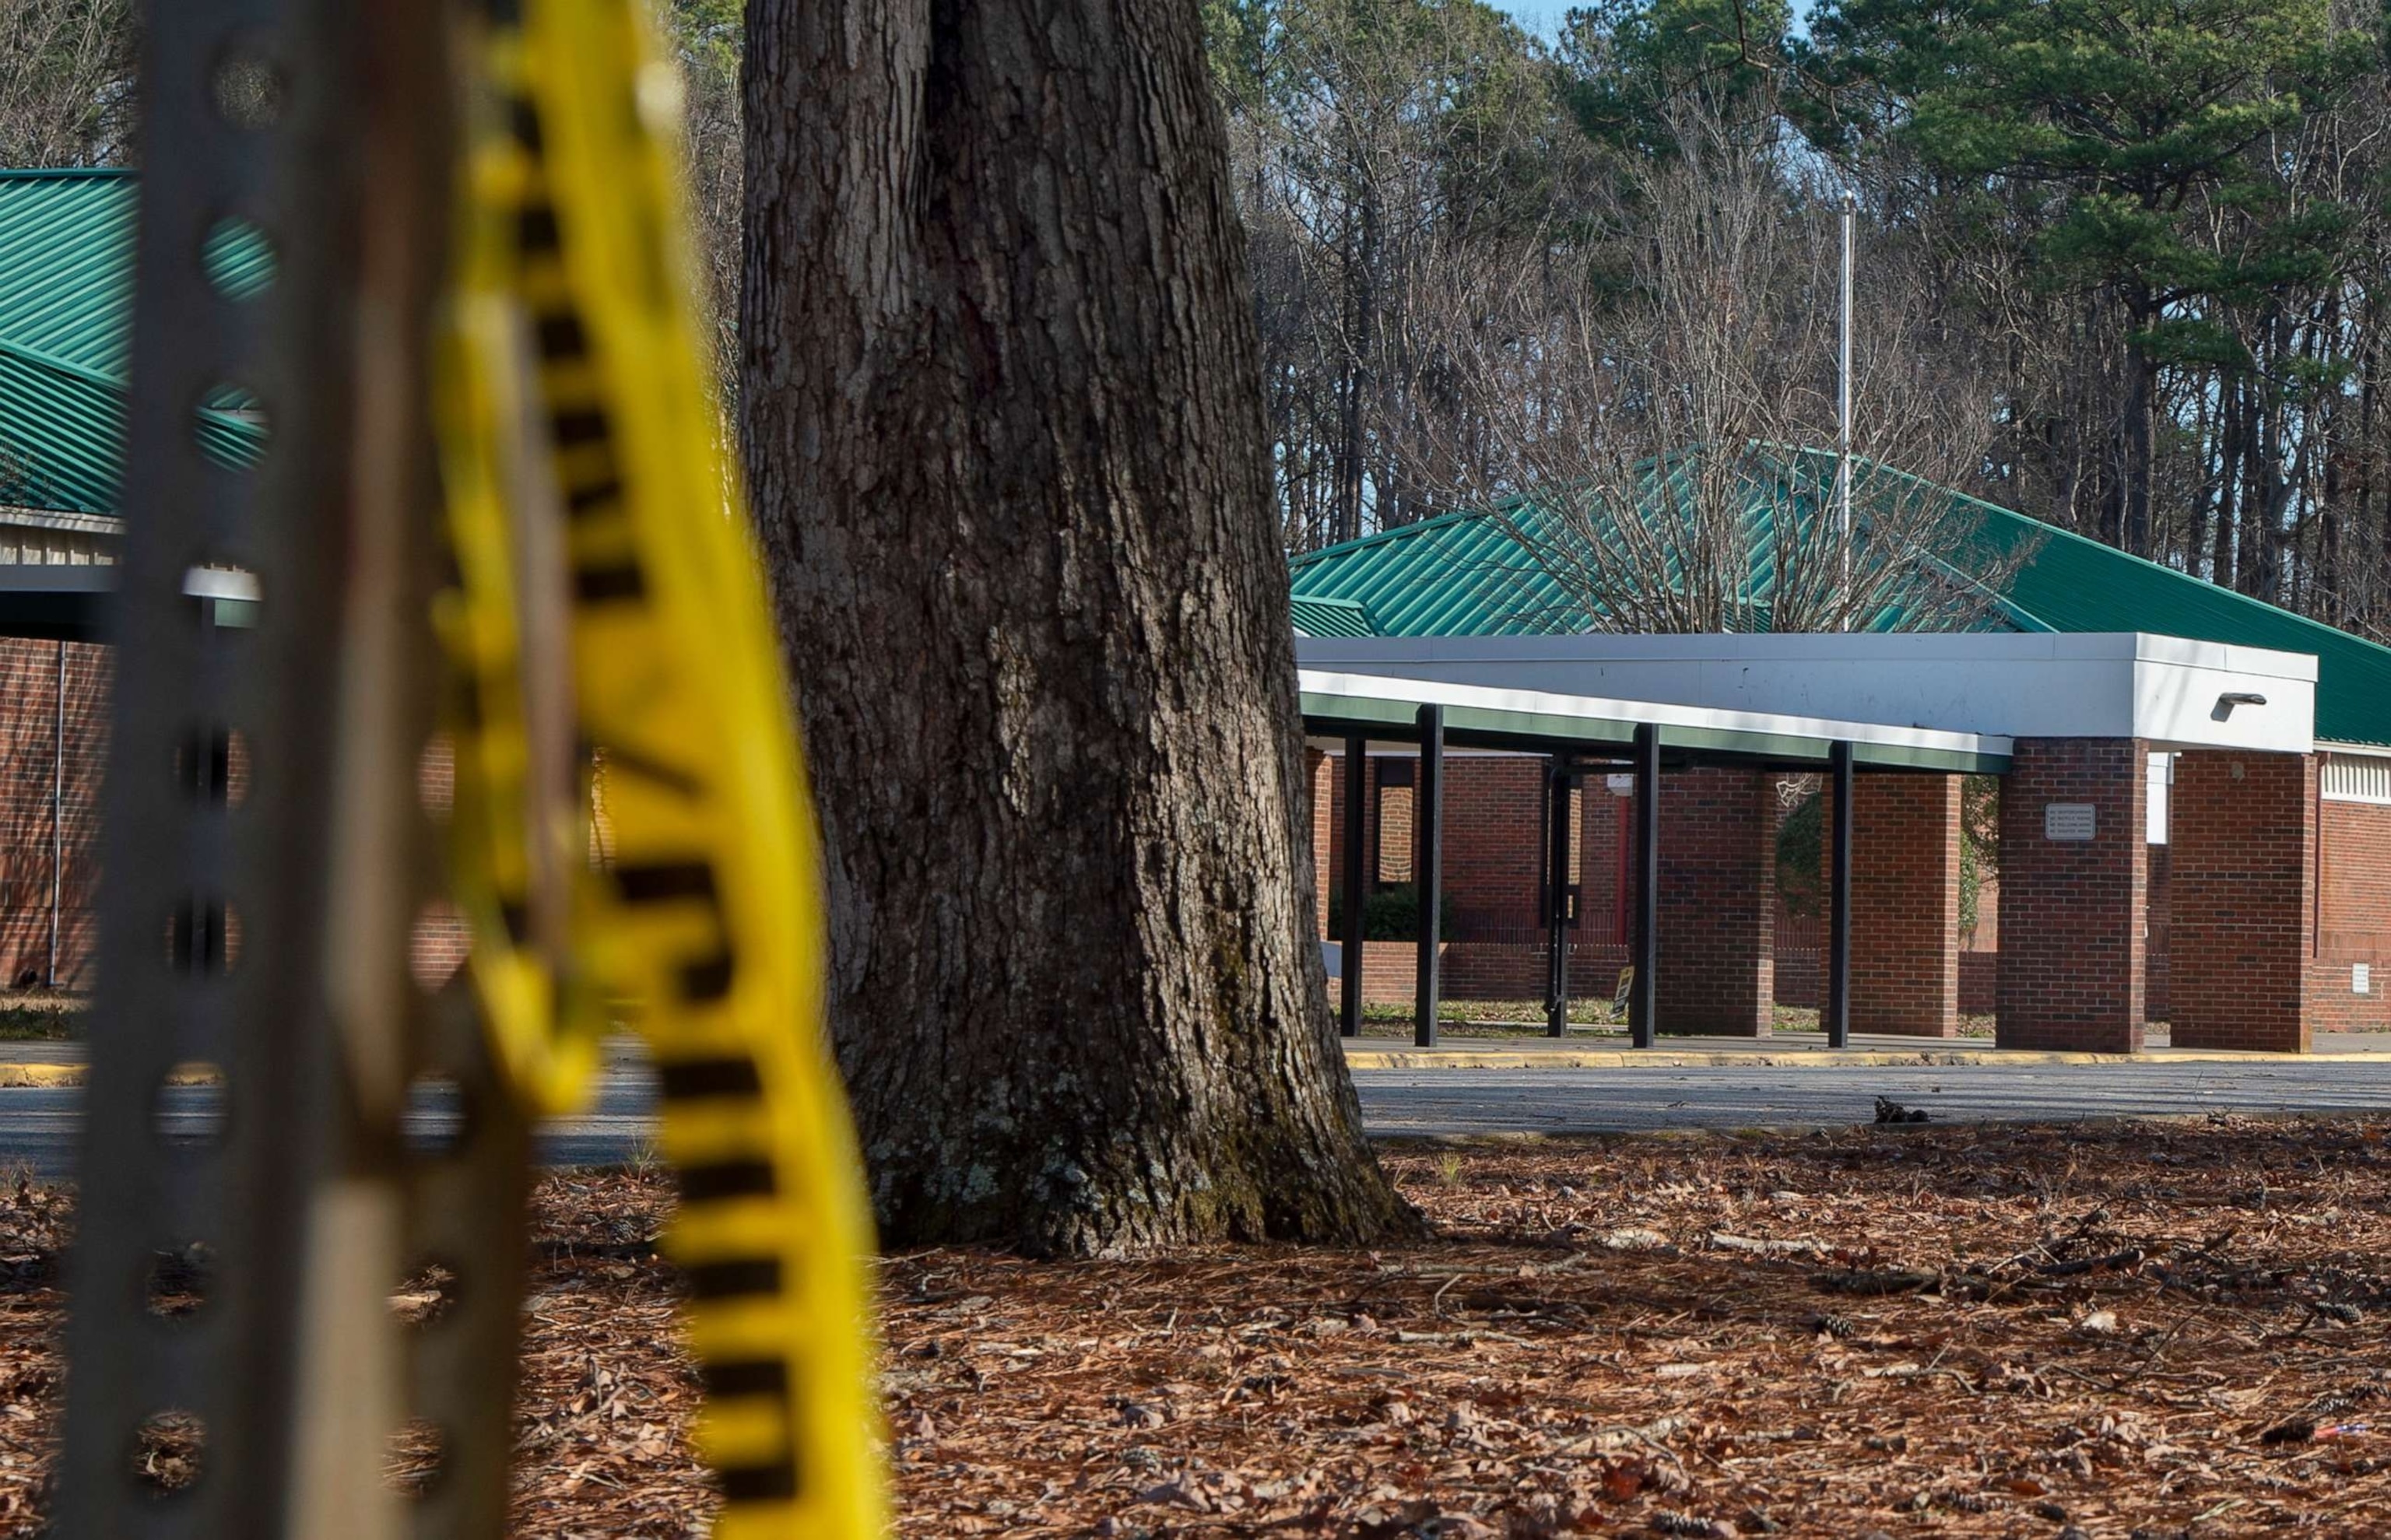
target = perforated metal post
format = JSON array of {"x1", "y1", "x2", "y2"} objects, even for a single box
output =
[
  {"x1": 58, "y1": 5, "x2": 525, "y2": 1537},
  {"x1": 58, "y1": 6, "x2": 346, "y2": 1531}
]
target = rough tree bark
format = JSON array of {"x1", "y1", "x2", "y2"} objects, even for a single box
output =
[{"x1": 739, "y1": 0, "x2": 1415, "y2": 1255}]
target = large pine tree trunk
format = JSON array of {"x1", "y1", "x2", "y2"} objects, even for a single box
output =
[{"x1": 739, "y1": 0, "x2": 1413, "y2": 1255}]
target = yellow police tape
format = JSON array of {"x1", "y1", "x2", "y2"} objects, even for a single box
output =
[{"x1": 434, "y1": 0, "x2": 884, "y2": 1533}]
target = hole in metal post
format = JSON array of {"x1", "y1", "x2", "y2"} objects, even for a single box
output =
[
  {"x1": 173, "y1": 724, "x2": 244, "y2": 806},
  {"x1": 152, "y1": 1062, "x2": 227, "y2": 1149},
  {"x1": 181, "y1": 564, "x2": 263, "y2": 630},
  {"x1": 143, "y1": 1242, "x2": 215, "y2": 1320},
  {"x1": 403, "y1": 1071, "x2": 471, "y2": 1157},
  {"x1": 417, "y1": 733, "x2": 455, "y2": 822},
  {"x1": 191, "y1": 386, "x2": 270, "y2": 482},
  {"x1": 163, "y1": 897, "x2": 233, "y2": 976},
  {"x1": 209, "y1": 49, "x2": 285, "y2": 131},
  {"x1": 391, "y1": 1258, "x2": 462, "y2": 1329},
  {"x1": 384, "y1": 1417, "x2": 447, "y2": 1496},
  {"x1": 409, "y1": 902, "x2": 469, "y2": 993},
  {"x1": 130, "y1": 1408, "x2": 206, "y2": 1495},
  {"x1": 200, "y1": 215, "x2": 276, "y2": 301}
]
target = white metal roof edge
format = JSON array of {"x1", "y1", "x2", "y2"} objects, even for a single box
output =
[
  {"x1": 1297, "y1": 668, "x2": 2014, "y2": 759},
  {"x1": 0, "y1": 505, "x2": 121, "y2": 537},
  {"x1": 1297, "y1": 630, "x2": 2322, "y2": 682}
]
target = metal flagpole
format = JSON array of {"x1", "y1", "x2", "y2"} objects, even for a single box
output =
[{"x1": 1838, "y1": 189, "x2": 1856, "y2": 631}]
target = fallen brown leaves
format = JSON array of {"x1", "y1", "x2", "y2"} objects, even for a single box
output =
[{"x1": 9, "y1": 1115, "x2": 2391, "y2": 1536}]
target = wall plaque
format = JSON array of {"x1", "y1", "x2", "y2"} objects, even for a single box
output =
[{"x1": 2044, "y1": 802, "x2": 2098, "y2": 842}]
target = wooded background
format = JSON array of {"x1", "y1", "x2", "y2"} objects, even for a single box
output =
[
  {"x1": 1209, "y1": 0, "x2": 2391, "y2": 644},
  {"x1": 12, "y1": 0, "x2": 2388, "y2": 640}
]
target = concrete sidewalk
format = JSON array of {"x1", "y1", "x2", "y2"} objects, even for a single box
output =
[
  {"x1": 10, "y1": 1028, "x2": 2391, "y2": 1088},
  {"x1": 0, "y1": 1032, "x2": 655, "y2": 1086},
  {"x1": 1342, "y1": 1027, "x2": 2391, "y2": 1070}
]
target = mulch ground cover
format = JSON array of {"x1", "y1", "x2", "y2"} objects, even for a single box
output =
[{"x1": 6, "y1": 1114, "x2": 2391, "y2": 1535}]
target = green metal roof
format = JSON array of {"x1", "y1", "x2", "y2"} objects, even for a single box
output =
[
  {"x1": 1289, "y1": 447, "x2": 2391, "y2": 748},
  {"x1": 0, "y1": 168, "x2": 269, "y2": 517},
  {"x1": 1289, "y1": 594, "x2": 1378, "y2": 637}
]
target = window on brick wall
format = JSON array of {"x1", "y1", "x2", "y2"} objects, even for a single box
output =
[
  {"x1": 1375, "y1": 758, "x2": 1414, "y2": 883},
  {"x1": 2324, "y1": 756, "x2": 2391, "y2": 806},
  {"x1": 2146, "y1": 752, "x2": 2174, "y2": 844}
]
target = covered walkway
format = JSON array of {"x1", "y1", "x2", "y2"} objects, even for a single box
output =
[{"x1": 1301, "y1": 631, "x2": 2376, "y2": 1055}]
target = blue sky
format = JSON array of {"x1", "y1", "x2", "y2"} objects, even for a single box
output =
[{"x1": 1500, "y1": 3, "x2": 1571, "y2": 38}]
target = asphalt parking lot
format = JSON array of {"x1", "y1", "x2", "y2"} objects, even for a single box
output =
[{"x1": 7, "y1": 1054, "x2": 2391, "y2": 1175}]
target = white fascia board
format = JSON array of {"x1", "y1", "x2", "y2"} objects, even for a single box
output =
[
  {"x1": 2129, "y1": 654, "x2": 2312, "y2": 753},
  {"x1": 1295, "y1": 632, "x2": 2316, "y2": 752},
  {"x1": 1297, "y1": 668, "x2": 2010, "y2": 763},
  {"x1": 0, "y1": 506, "x2": 121, "y2": 538}
]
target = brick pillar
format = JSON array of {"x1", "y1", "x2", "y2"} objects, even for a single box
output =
[
  {"x1": 1996, "y1": 738, "x2": 2148, "y2": 1052},
  {"x1": 1307, "y1": 747, "x2": 1332, "y2": 938},
  {"x1": 2316, "y1": 781, "x2": 2391, "y2": 1033},
  {"x1": 1657, "y1": 767, "x2": 1775, "y2": 1036},
  {"x1": 1849, "y1": 774, "x2": 1962, "y2": 1037},
  {"x1": 2168, "y1": 750, "x2": 2316, "y2": 1053},
  {"x1": 0, "y1": 638, "x2": 109, "y2": 991}
]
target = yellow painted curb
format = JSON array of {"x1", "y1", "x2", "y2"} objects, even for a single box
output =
[
  {"x1": 1343, "y1": 1047, "x2": 2374, "y2": 1071},
  {"x1": 0, "y1": 1061, "x2": 218, "y2": 1089},
  {"x1": 0, "y1": 1062, "x2": 83, "y2": 1088}
]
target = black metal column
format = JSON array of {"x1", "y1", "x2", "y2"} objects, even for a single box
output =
[
  {"x1": 1413, "y1": 706, "x2": 1444, "y2": 1048},
  {"x1": 1545, "y1": 758, "x2": 1573, "y2": 1037},
  {"x1": 1339, "y1": 735, "x2": 1367, "y2": 1038},
  {"x1": 1631, "y1": 723, "x2": 1659, "y2": 1048},
  {"x1": 1824, "y1": 741, "x2": 1855, "y2": 1049}
]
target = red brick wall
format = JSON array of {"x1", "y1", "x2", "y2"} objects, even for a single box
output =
[
  {"x1": 1655, "y1": 767, "x2": 1774, "y2": 1036},
  {"x1": 2315, "y1": 779, "x2": 2391, "y2": 1033},
  {"x1": 1957, "y1": 833, "x2": 2165, "y2": 1022},
  {"x1": 1764, "y1": 777, "x2": 1961, "y2": 1034},
  {"x1": 0, "y1": 639, "x2": 108, "y2": 990},
  {"x1": 1968, "y1": 871, "x2": 2000, "y2": 951},
  {"x1": 1775, "y1": 946, "x2": 1820, "y2": 1009},
  {"x1": 1308, "y1": 748, "x2": 1332, "y2": 935},
  {"x1": 1848, "y1": 774, "x2": 1961, "y2": 1037},
  {"x1": 1327, "y1": 939, "x2": 1635, "y2": 1009},
  {"x1": 2145, "y1": 846, "x2": 2171, "y2": 1023},
  {"x1": 1319, "y1": 741, "x2": 2391, "y2": 1042},
  {"x1": 1959, "y1": 952, "x2": 1996, "y2": 1015},
  {"x1": 1322, "y1": 754, "x2": 1634, "y2": 948},
  {"x1": 1438, "y1": 758, "x2": 1551, "y2": 935},
  {"x1": 1771, "y1": 781, "x2": 1822, "y2": 1008},
  {"x1": 1579, "y1": 785, "x2": 1634, "y2": 945},
  {"x1": 1996, "y1": 738, "x2": 2148, "y2": 1052},
  {"x1": 2169, "y1": 751, "x2": 2314, "y2": 1052},
  {"x1": 1325, "y1": 939, "x2": 1432, "y2": 1008}
]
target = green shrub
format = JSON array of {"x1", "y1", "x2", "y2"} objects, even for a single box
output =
[
  {"x1": 1326, "y1": 882, "x2": 1461, "y2": 941},
  {"x1": 1776, "y1": 792, "x2": 1822, "y2": 917}
]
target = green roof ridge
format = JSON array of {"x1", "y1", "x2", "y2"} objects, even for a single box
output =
[
  {"x1": 0, "y1": 332, "x2": 127, "y2": 391},
  {"x1": 0, "y1": 167, "x2": 135, "y2": 181},
  {"x1": 1287, "y1": 503, "x2": 1501, "y2": 570}
]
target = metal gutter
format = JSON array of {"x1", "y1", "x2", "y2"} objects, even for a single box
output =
[{"x1": 1298, "y1": 668, "x2": 2013, "y2": 774}]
